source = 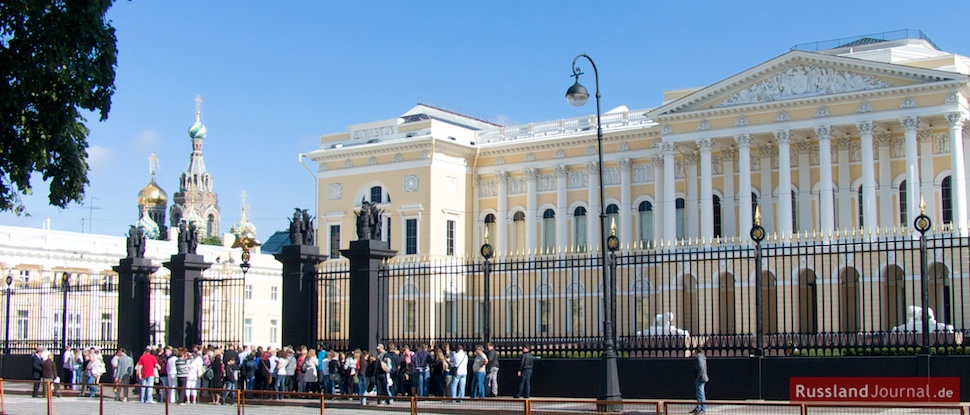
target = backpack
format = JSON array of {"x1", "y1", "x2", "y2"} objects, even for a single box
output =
[
  {"x1": 379, "y1": 355, "x2": 392, "y2": 373},
  {"x1": 204, "y1": 366, "x2": 214, "y2": 380}
]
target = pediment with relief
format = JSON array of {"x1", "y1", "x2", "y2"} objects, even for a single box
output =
[
  {"x1": 650, "y1": 50, "x2": 963, "y2": 117},
  {"x1": 712, "y1": 65, "x2": 890, "y2": 108}
]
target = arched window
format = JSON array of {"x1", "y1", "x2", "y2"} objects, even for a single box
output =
[
  {"x1": 942, "y1": 176, "x2": 952, "y2": 225},
  {"x1": 675, "y1": 198, "x2": 686, "y2": 240},
  {"x1": 512, "y1": 211, "x2": 526, "y2": 253},
  {"x1": 605, "y1": 204, "x2": 619, "y2": 232},
  {"x1": 713, "y1": 195, "x2": 722, "y2": 238},
  {"x1": 899, "y1": 180, "x2": 907, "y2": 226},
  {"x1": 637, "y1": 201, "x2": 653, "y2": 246},
  {"x1": 484, "y1": 214, "x2": 496, "y2": 245},
  {"x1": 541, "y1": 209, "x2": 556, "y2": 253},
  {"x1": 574, "y1": 207, "x2": 587, "y2": 252},
  {"x1": 206, "y1": 214, "x2": 216, "y2": 237}
]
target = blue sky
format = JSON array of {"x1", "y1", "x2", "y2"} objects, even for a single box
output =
[{"x1": 2, "y1": 0, "x2": 968, "y2": 240}]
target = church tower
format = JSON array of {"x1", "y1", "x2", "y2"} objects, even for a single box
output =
[
  {"x1": 170, "y1": 96, "x2": 221, "y2": 238},
  {"x1": 136, "y1": 152, "x2": 167, "y2": 239}
]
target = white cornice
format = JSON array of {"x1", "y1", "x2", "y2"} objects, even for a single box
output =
[
  {"x1": 650, "y1": 50, "x2": 968, "y2": 118},
  {"x1": 654, "y1": 81, "x2": 966, "y2": 123}
]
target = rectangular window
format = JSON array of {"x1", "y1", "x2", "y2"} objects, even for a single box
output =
[
  {"x1": 446, "y1": 220, "x2": 455, "y2": 256},
  {"x1": 270, "y1": 286, "x2": 278, "y2": 301},
  {"x1": 101, "y1": 313, "x2": 113, "y2": 339},
  {"x1": 329, "y1": 225, "x2": 341, "y2": 259},
  {"x1": 385, "y1": 217, "x2": 392, "y2": 245},
  {"x1": 245, "y1": 285, "x2": 253, "y2": 300},
  {"x1": 244, "y1": 318, "x2": 253, "y2": 344},
  {"x1": 406, "y1": 219, "x2": 418, "y2": 255},
  {"x1": 538, "y1": 300, "x2": 550, "y2": 334},
  {"x1": 68, "y1": 313, "x2": 81, "y2": 340},
  {"x1": 16, "y1": 310, "x2": 28, "y2": 340},
  {"x1": 269, "y1": 319, "x2": 278, "y2": 344}
]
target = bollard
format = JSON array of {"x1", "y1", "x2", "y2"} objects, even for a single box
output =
[
  {"x1": 99, "y1": 383, "x2": 104, "y2": 415},
  {"x1": 45, "y1": 381, "x2": 52, "y2": 415},
  {"x1": 237, "y1": 389, "x2": 242, "y2": 415},
  {"x1": 320, "y1": 393, "x2": 325, "y2": 415},
  {"x1": 410, "y1": 395, "x2": 416, "y2": 415}
]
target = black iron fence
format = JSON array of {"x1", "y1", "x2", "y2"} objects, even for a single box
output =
[
  {"x1": 312, "y1": 230, "x2": 970, "y2": 357},
  {"x1": 0, "y1": 273, "x2": 119, "y2": 354},
  {"x1": 316, "y1": 260, "x2": 351, "y2": 351},
  {"x1": 195, "y1": 269, "x2": 246, "y2": 348}
]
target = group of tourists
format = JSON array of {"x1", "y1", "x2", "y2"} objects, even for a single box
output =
[{"x1": 29, "y1": 341, "x2": 536, "y2": 405}]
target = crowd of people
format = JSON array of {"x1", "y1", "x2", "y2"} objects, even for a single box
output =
[{"x1": 29, "y1": 341, "x2": 535, "y2": 405}]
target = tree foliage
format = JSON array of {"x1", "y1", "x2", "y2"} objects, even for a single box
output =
[{"x1": 0, "y1": 0, "x2": 118, "y2": 214}]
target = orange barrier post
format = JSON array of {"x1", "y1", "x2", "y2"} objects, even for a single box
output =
[
  {"x1": 0, "y1": 378, "x2": 5, "y2": 415},
  {"x1": 99, "y1": 383, "x2": 104, "y2": 415},
  {"x1": 410, "y1": 395, "x2": 416, "y2": 415},
  {"x1": 524, "y1": 398, "x2": 531, "y2": 415},
  {"x1": 320, "y1": 393, "x2": 325, "y2": 415},
  {"x1": 164, "y1": 386, "x2": 170, "y2": 414},
  {"x1": 45, "y1": 381, "x2": 52, "y2": 415},
  {"x1": 237, "y1": 389, "x2": 242, "y2": 415}
]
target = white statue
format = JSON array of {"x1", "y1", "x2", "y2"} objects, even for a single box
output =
[
  {"x1": 638, "y1": 312, "x2": 691, "y2": 337},
  {"x1": 892, "y1": 305, "x2": 954, "y2": 333}
]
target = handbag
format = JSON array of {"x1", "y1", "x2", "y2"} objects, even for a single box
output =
[{"x1": 330, "y1": 373, "x2": 341, "y2": 382}]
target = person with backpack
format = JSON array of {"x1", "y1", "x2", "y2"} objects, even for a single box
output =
[{"x1": 374, "y1": 344, "x2": 393, "y2": 405}]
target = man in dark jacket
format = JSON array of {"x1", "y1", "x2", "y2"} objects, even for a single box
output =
[
  {"x1": 514, "y1": 345, "x2": 534, "y2": 399},
  {"x1": 485, "y1": 342, "x2": 499, "y2": 397},
  {"x1": 31, "y1": 347, "x2": 45, "y2": 398}
]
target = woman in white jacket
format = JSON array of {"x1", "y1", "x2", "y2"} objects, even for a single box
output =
[
  {"x1": 87, "y1": 349, "x2": 106, "y2": 398},
  {"x1": 185, "y1": 352, "x2": 203, "y2": 404}
]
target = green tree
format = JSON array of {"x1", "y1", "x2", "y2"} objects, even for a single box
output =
[{"x1": 0, "y1": 0, "x2": 118, "y2": 214}]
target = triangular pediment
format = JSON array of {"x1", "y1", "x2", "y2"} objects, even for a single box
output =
[{"x1": 649, "y1": 50, "x2": 965, "y2": 117}]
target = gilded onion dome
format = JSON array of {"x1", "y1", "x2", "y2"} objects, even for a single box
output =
[{"x1": 137, "y1": 177, "x2": 168, "y2": 207}]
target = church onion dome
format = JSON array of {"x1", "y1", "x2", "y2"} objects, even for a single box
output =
[
  {"x1": 137, "y1": 178, "x2": 168, "y2": 207},
  {"x1": 137, "y1": 209, "x2": 161, "y2": 239},
  {"x1": 188, "y1": 114, "x2": 207, "y2": 140},
  {"x1": 230, "y1": 217, "x2": 256, "y2": 239}
]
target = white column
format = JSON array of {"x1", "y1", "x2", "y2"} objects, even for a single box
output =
[
  {"x1": 775, "y1": 131, "x2": 793, "y2": 238},
  {"x1": 587, "y1": 162, "x2": 600, "y2": 251},
  {"x1": 496, "y1": 171, "x2": 508, "y2": 255},
  {"x1": 901, "y1": 116, "x2": 921, "y2": 229},
  {"x1": 662, "y1": 143, "x2": 677, "y2": 242},
  {"x1": 721, "y1": 149, "x2": 736, "y2": 237},
  {"x1": 525, "y1": 168, "x2": 537, "y2": 253},
  {"x1": 652, "y1": 155, "x2": 664, "y2": 242},
  {"x1": 919, "y1": 129, "x2": 935, "y2": 225},
  {"x1": 815, "y1": 125, "x2": 835, "y2": 237},
  {"x1": 618, "y1": 159, "x2": 632, "y2": 248},
  {"x1": 736, "y1": 134, "x2": 753, "y2": 238},
  {"x1": 836, "y1": 138, "x2": 851, "y2": 229},
  {"x1": 876, "y1": 133, "x2": 893, "y2": 228},
  {"x1": 857, "y1": 121, "x2": 878, "y2": 232},
  {"x1": 685, "y1": 151, "x2": 699, "y2": 240},
  {"x1": 474, "y1": 175, "x2": 481, "y2": 248},
  {"x1": 697, "y1": 139, "x2": 713, "y2": 242},
  {"x1": 797, "y1": 144, "x2": 812, "y2": 232},
  {"x1": 946, "y1": 112, "x2": 968, "y2": 232},
  {"x1": 555, "y1": 165, "x2": 568, "y2": 249},
  {"x1": 759, "y1": 145, "x2": 774, "y2": 234}
]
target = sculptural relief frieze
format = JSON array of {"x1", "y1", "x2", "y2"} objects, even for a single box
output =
[{"x1": 714, "y1": 65, "x2": 891, "y2": 108}]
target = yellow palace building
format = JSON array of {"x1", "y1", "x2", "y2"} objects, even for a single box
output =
[{"x1": 306, "y1": 31, "x2": 969, "y2": 351}]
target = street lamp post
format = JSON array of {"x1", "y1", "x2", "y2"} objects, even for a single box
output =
[
  {"x1": 61, "y1": 273, "x2": 70, "y2": 353},
  {"x1": 481, "y1": 229, "x2": 494, "y2": 345},
  {"x1": 566, "y1": 53, "x2": 622, "y2": 406},
  {"x1": 4, "y1": 272, "x2": 12, "y2": 354}
]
